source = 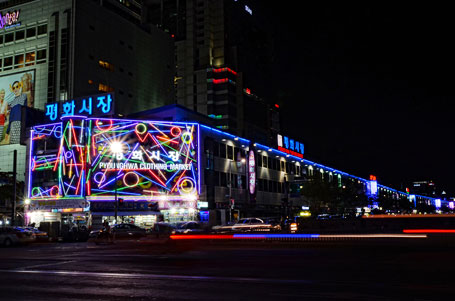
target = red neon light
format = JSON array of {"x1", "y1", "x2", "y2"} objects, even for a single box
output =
[
  {"x1": 170, "y1": 235, "x2": 234, "y2": 240},
  {"x1": 245, "y1": 88, "x2": 251, "y2": 95},
  {"x1": 369, "y1": 175, "x2": 377, "y2": 181},
  {"x1": 212, "y1": 67, "x2": 237, "y2": 76},
  {"x1": 277, "y1": 146, "x2": 303, "y2": 158},
  {"x1": 274, "y1": 104, "x2": 279, "y2": 108},
  {"x1": 212, "y1": 78, "x2": 228, "y2": 84},
  {"x1": 403, "y1": 229, "x2": 455, "y2": 233},
  {"x1": 156, "y1": 135, "x2": 179, "y2": 144}
]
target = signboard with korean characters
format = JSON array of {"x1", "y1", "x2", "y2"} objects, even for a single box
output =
[{"x1": 45, "y1": 93, "x2": 114, "y2": 122}]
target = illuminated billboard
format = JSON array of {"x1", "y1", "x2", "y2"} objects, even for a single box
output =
[
  {"x1": 87, "y1": 119, "x2": 200, "y2": 204},
  {"x1": 28, "y1": 118, "x2": 200, "y2": 209},
  {"x1": 0, "y1": 70, "x2": 35, "y2": 144}
]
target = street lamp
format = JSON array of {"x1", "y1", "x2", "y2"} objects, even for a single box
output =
[{"x1": 110, "y1": 141, "x2": 123, "y2": 224}]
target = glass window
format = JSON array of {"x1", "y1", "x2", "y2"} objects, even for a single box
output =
[
  {"x1": 213, "y1": 141, "x2": 219, "y2": 157},
  {"x1": 227, "y1": 145, "x2": 234, "y2": 160},
  {"x1": 219, "y1": 143, "x2": 226, "y2": 158},
  {"x1": 3, "y1": 56, "x2": 12, "y2": 70},
  {"x1": 36, "y1": 49, "x2": 46, "y2": 63},
  {"x1": 15, "y1": 30, "x2": 25, "y2": 41},
  {"x1": 37, "y1": 24, "x2": 47, "y2": 35},
  {"x1": 0, "y1": 35, "x2": 3, "y2": 45},
  {"x1": 14, "y1": 54, "x2": 24, "y2": 68},
  {"x1": 26, "y1": 27, "x2": 36, "y2": 38},
  {"x1": 0, "y1": 58, "x2": 2, "y2": 70},
  {"x1": 5, "y1": 33, "x2": 14, "y2": 43},
  {"x1": 25, "y1": 52, "x2": 36, "y2": 66}
]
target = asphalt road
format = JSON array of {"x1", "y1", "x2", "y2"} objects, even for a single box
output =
[{"x1": 1, "y1": 236, "x2": 454, "y2": 300}]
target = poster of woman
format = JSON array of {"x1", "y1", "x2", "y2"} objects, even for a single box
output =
[{"x1": 0, "y1": 70, "x2": 35, "y2": 144}]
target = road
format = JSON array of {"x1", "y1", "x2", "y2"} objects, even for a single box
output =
[{"x1": 0, "y1": 236, "x2": 454, "y2": 300}]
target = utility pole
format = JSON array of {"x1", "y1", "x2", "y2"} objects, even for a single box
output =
[{"x1": 12, "y1": 150, "x2": 17, "y2": 226}]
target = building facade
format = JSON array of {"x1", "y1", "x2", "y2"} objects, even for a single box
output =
[
  {"x1": 0, "y1": 0, "x2": 175, "y2": 223},
  {"x1": 25, "y1": 104, "x2": 441, "y2": 230}
]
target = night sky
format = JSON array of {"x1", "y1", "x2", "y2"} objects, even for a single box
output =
[{"x1": 256, "y1": 3, "x2": 454, "y2": 194}]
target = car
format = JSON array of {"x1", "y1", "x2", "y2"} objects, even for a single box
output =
[
  {"x1": 0, "y1": 227, "x2": 20, "y2": 247},
  {"x1": 150, "y1": 222, "x2": 175, "y2": 238},
  {"x1": 173, "y1": 221, "x2": 205, "y2": 234},
  {"x1": 13, "y1": 227, "x2": 36, "y2": 244},
  {"x1": 211, "y1": 221, "x2": 237, "y2": 233},
  {"x1": 24, "y1": 227, "x2": 49, "y2": 241},
  {"x1": 111, "y1": 223, "x2": 146, "y2": 239},
  {"x1": 317, "y1": 214, "x2": 331, "y2": 220},
  {"x1": 89, "y1": 223, "x2": 147, "y2": 240},
  {"x1": 232, "y1": 218, "x2": 280, "y2": 232}
]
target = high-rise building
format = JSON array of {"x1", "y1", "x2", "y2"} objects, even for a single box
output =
[
  {"x1": 0, "y1": 0, "x2": 175, "y2": 222},
  {"x1": 144, "y1": 0, "x2": 279, "y2": 142}
]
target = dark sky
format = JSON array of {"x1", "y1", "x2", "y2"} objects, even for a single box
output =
[{"x1": 255, "y1": 3, "x2": 455, "y2": 194}]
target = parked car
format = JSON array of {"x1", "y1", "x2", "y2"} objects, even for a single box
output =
[
  {"x1": 24, "y1": 227, "x2": 48, "y2": 241},
  {"x1": 89, "y1": 223, "x2": 146, "y2": 240},
  {"x1": 13, "y1": 227, "x2": 36, "y2": 244},
  {"x1": 173, "y1": 221, "x2": 205, "y2": 234},
  {"x1": 0, "y1": 227, "x2": 20, "y2": 247},
  {"x1": 112, "y1": 223, "x2": 146, "y2": 239},
  {"x1": 211, "y1": 221, "x2": 237, "y2": 233}
]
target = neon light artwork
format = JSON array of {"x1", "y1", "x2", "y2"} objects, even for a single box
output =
[{"x1": 29, "y1": 118, "x2": 200, "y2": 208}]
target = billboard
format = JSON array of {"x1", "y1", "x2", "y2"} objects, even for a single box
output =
[
  {"x1": 28, "y1": 118, "x2": 200, "y2": 210},
  {"x1": 87, "y1": 119, "x2": 200, "y2": 206},
  {"x1": 0, "y1": 70, "x2": 35, "y2": 144}
]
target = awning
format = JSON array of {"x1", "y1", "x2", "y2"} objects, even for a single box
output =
[{"x1": 91, "y1": 211, "x2": 161, "y2": 216}]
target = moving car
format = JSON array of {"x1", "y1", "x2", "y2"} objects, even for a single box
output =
[
  {"x1": 232, "y1": 218, "x2": 280, "y2": 232},
  {"x1": 173, "y1": 221, "x2": 205, "y2": 234}
]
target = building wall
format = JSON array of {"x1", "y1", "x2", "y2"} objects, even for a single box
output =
[{"x1": 73, "y1": 0, "x2": 175, "y2": 115}]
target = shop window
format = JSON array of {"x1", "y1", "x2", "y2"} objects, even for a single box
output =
[
  {"x1": 26, "y1": 27, "x2": 36, "y2": 38},
  {"x1": 15, "y1": 30, "x2": 25, "y2": 41},
  {"x1": 25, "y1": 52, "x2": 35, "y2": 66}
]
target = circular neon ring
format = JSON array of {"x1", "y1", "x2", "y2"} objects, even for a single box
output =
[
  {"x1": 123, "y1": 171, "x2": 140, "y2": 188},
  {"x1": 170, "y1": 126, "x2": 182, "y2": 137},
  {"x1": 135, "y1": 123, "x2": 147, "y2": 135},
  {"x1": 181, "y1": 131, "x2": 193, "y2": 144},
  {"x1": 178, "y1": 177, "x2": 196, "y2": 194}
]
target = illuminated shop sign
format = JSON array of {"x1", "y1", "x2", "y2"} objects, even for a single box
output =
[
  {"x1": 0, "y1": 10, "x2": 20, "y2": 29},
  {"x1": 28, "y1": 118, "x2": 200, "y2": 205},
  {"x1": 277, "y1": 134, "x2": 304, "y2": 159},
  {"x1": 367, "y1": 175, "x2": 378, "y2": 196},
  {"x1": 248, "y1": 150, "x2": 256, "y2": 194},
  {"x1": 45, "y1": 93, "x2": 114, "y2": 121}
]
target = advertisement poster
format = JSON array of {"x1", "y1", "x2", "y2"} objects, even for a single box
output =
[{"x1": 0, "y1": 70, "x2": 35, "y2": 144}]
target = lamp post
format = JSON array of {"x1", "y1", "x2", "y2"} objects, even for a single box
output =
[{"x1": 110, "y1": 141, "x2": 123, "y2": 224}]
